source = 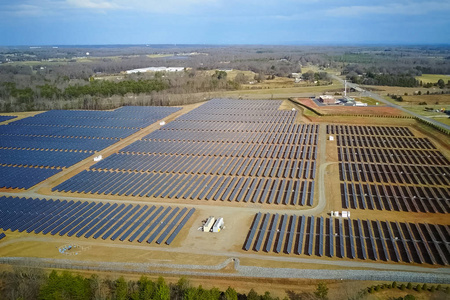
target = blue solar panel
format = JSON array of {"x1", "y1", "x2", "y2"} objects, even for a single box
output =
[
  {"x1": 244, "y1": 213, "x2": 262, "y2": 251},
  {"x1": 254, "y1": 213, "x2": 270, "y2": 251},
  {"x1": 165, "y1": 208, "x2": 195, "y2": 245},
  {"x1": 275, "y1": 214, "x2": 287, "y2": 253}
]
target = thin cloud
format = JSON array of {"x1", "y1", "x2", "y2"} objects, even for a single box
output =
[
  {"x1": 66, "y1": 0, "x2": 120, "y2": 9},
  {"x1": 64, "y1": 0, "x2": 218, "y2": 13},
  {"x1": 327, "y1": 2, "x2": 450, "y2": 16}
]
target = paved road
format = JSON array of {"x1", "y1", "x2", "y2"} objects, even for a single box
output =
[{"x1": 332, "y1": 75, "x2": 450, "y2": 132}]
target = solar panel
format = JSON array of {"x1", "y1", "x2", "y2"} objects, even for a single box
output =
[
  {"x1": 296, "y1": 216, "x2": 305, "y2": 255},
  {"x1": 338, "y1": 219, "x2": 345, "y2": 258},
  {"x1": 110, "y1": 205, "x2": 146, "y2": 240},
  {"x1": 165, "y1": 208, "x2": 195, "y2": 245},
  {"x1": 156, "y1": 207, "x2": 187, "y2": 244},
  {"x1": 356, "y1": 219, "x2": 367, "y2": 260},
  {"x1": 244, "y1": 213, "x2": 262, "y2": 251},
  {"x1": 384, "y1": 220, "x2": 400, "y2": 262},
  {"x1": 100, "y1": 204, "x2": 137, "y2": 239},
  {"x1": 375, "y1": 220, "x2": 389, "y2": 262},
  {"x1": 393, "y1": 221, "x2": 412, "y2": 263},
  {"x1": 347, "y1": 218, "x2": 356, "y2": 259},
  {"x1": 128, "y1": 206, "x2": 163, "y2": 242},
  {"x1": 275, "y1": 214, "x2": 287, "y2": 253},
  {"x1": 285, "y1": 215, "x2": 297, "y2": 254},
  {"x1": 318, "y1": 217, "x2": 323, "y2": 257},
  {"x1": 255, "y1": 213, "x2": 270, "y2": 252},
  {"x1": 138, "y1": 207, "x2": 172, "y2": 243},
  {"x1": 413, "y1": 223, "x2": 436, "y2": 265},
  {"x1": 328, "y1": 217, "x2": 334, "y2": 257},
  {"x1": 264, "y1": 214, "x2": 279, "y2": 252}
]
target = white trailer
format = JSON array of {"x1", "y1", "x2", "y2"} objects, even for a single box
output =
[
  {"x1": 203, "y1": 216, "x2": 215, "y2": 232},
  {"x1": 212, "y1": 218, "x2": 224, "y2": 233}
]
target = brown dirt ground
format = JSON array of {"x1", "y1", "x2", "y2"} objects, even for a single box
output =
[{"x1": 294, "y1": 98, "x2": 408, "y2": 117}]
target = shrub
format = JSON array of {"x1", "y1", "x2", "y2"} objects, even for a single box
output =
[
  {"x1": 400, "y1": 284, "x2": 406, "y2": 291},
  {"x1": 418, "y1": 101, "x2": 427, "y2": 105},
  {"x1": 422, "y1": 283, "x2": 428, "y2": 291},
  {"x1": 406, "y1": 282, "x2": 412, "y2": 289},
  {"x1": 416, "y1": 284, "x2": 422, "y2": 292},
  {"x1": 392, "y1": 281, "x2": 397, "y2": 289},
  {"x1": 430, "y1": 286, "x2": 436, "y2": 292}
]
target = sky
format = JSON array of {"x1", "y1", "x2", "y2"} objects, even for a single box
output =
[{"x1": 0, "y1": 0, "x2": 449, "y2": 46}]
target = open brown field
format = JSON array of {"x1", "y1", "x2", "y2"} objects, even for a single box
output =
[{"x1": 0, "y1": 98, "x2": 449, "y2": 298}]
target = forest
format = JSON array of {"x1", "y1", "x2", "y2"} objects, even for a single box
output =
[
  {"x1": 1, "y1": 267, "x2": 447, "y2": 300},
  {"x1": 0, "y1": 267, "x2": 329, "y2": 300},
  {"x1": 0, "y1": 45, "x2": 449, "y2": 112}
]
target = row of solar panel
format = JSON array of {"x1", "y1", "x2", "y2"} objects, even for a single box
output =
[
  {"x1": 0, "y1": 232, "x2": 5, "y2": 240},
  {"x1": 244, "y1": 214, "x2": 450, "y2": 266},
  {"x1": 339, "y1": 162, "x2": 449, "y2": 186},
  {"x1": 1, "y1": 125, "x2": 139, "y2": 140},
  {"x1": 340, "y1": 182, "x2": 449, "y2": 214},
  {"x1": 144, "y1": 126, "x2": 318, "y2": 144},
  {"x1": 0, "y1": 115, "x2": 17, "y2": 123},
  {"x1": 93, "y1": 154, "x2": 316, "y2": 179},
  {"x1": 0, "y1": 196, "x2": 194, "y2": 245},
  {"x1": 13, "y1": 117, "x2": 159, "y2": 129},
  {"x1": 0, "y1": 166, "x2": 61, "y2": 189},
  {"x1": 16, "y1": 106, "x2": 181, "y2": 129},
  {"x1": 0, "y1": 135, "x2": 117, "y2": 152},
  {"x1": 182, "y1": 110, "x2": 296, "y2": 117},
  {"x1": 336, "y1": 135, "x2": 435, "y2": 150},
  {"x1": 54, "y1": 171, "x2": 315, "y2": 206},
  {"x1": 163, "y1": 120, "x2": 309, "y2": 133},
  {"x1": 326, "y1": 125, "x2": 413, "y2": 137},
  {"x1": 195, "y1": 99, "x2": 283, "y2": 110},
  {"x1": 338, "y1": 146, "x2": 449, "y2": 166},
  {"x1": 177, "y1": 114, "x2": 297, "y2": 123},
  {"x1": 0, "y1": 148, "x2": 92, "y2": 168},
  {"x1": 39, "y1": 106, "x2": 181, "y2": 118},
  {"x1": 122, "y1": 141, "x2": 318, "y2": 159}
]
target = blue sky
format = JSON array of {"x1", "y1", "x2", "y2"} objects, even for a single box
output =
[{"x1": 0, "y1": 0, "x2": 449, "y2": 45}]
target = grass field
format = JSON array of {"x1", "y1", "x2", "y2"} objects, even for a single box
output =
[{"x1": 416, "y1": 74, "x2": 450, "y2": 84}]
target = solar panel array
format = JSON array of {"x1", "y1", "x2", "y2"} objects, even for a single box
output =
[
  {"x1": 244, "y1": 213, "x2": 450, "y2": 266},
  {"x1": 54, "y1": 99, "x2": 318, "y2": 206},
  {"x1": 0, "y1": 232, "x2": 5, "y2": 240},
  {"x1": 0, "y1": 196, "x2": 194, "y2": 245},
  {"x1": 327, "y1": 125, "x2": 450, "y2": 213},
  {"x1": 0, "y1": 166, "x2": 62, "y2": 189},
  {"x1": 0, "y1": 115, "x2": 17, "y2": 123},
  {"x1": 0, "y1": 106, "x2": 180, "y2": 189}
]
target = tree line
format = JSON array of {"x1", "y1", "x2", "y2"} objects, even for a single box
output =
[{"x1": 0, "y1": 267, "x2": 330, "y2": 300}]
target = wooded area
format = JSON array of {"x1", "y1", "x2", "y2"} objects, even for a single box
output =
[
  {"x1": 0, "y1": 267, "x2": 312, "y2": 300},
  {"x1": 0, "y1": 45, "x2": 449, "y2": 112}
]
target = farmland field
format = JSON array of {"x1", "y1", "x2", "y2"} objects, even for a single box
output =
[
  {"x1": 0, "y1": 98, "x2": 449, "y2": 290},
  {"x1": 416, "y1": 74, "x2": 450, "y2": 84}
]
